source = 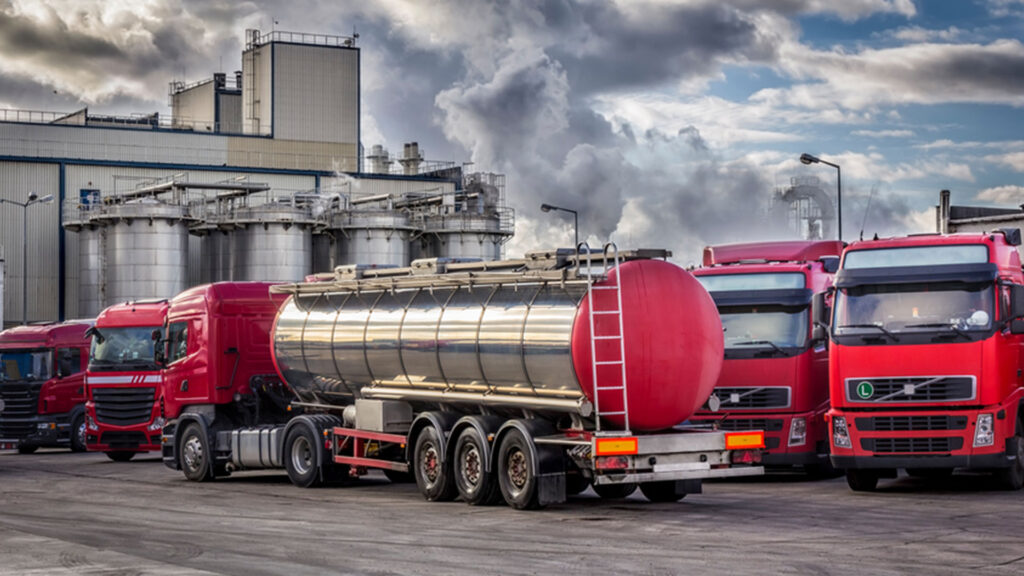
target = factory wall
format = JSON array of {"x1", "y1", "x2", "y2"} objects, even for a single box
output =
[
  {"x1": 0, "y1": 161, "x2": 61, "y2": 325},
  {"x1": 242, "y1": 44, "x2": 273, "y2": 136},
  {"x1": 218, "y1": 92, "x2": 243, "y2": 134},
  {"x1": 171, "y1": 81, "x2": 216, "y2": 131},
  {"x1": 273, "y1": 43, "x2": 359, "y2": 145}
]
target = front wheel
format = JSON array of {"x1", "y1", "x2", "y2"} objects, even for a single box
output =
[
  {"x1": 105, "y1": 451, "x2": 135, "y2": 462},
  {"x1": 413, "y1": 426, "x2": 457, "y2": 501},
  {"x1": 994, "y1": 419, "x2": 1024, "y2": 491},
  {"x1": 284, "y1": 425, "x2": 324, "y2": 488},
  {"x1": 846, "y1": 469, "x2": 879, "y2": 492},
  {"x1": 70, "y1": 414, "x2": 87, "y2": 453},
  {"x1": 179, "y1": 423, "x2": 213, "y2": 482}
]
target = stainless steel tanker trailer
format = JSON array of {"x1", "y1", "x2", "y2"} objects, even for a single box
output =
[{"x1": 165, "y1": 247, "x2": 766, "y2": 509}]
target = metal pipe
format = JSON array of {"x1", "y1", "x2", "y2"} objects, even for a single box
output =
[{"x1": 361, "y1": 386, "x2": 593, "y2": 416}]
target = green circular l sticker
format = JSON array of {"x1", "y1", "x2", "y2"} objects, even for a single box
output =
[{"x1": 856, "y1": 381, "x2": 874, "y2": 399}]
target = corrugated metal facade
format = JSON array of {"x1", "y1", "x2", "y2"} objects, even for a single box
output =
[
  {"x1": 171, "y1": 82, "x2": 216, "y2": 131},
  {"x1": 274, "y1": 44, "x2": 359, "y2": 144},
  {"x1": 0, "y1": 162, "x2": 60, "y2": 325}
]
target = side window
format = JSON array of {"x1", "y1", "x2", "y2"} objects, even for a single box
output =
[
  {"x1": 57, "y1": 348, "x2": 82, "y2": 377},
  {"x1": 167, "y1": 322, "x2": 189, "y2": 364}
]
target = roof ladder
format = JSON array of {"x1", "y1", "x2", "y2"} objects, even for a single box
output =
[{"x1": 580, "y1": 242, "x2": 631, "y2": 435}]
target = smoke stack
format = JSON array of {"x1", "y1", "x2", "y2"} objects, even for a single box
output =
[
  {"x1": 367, "y1": 144, "x2": 391, "y2": 175},
  {"x1": 400, "y1": 141, "x2": 422, "y2": 176},
  {"x1": 938, "y1": 189, "x2": 951, "y2": 234}
]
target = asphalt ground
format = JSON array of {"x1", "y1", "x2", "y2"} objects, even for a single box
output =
[{"x1": 0, "y1": 450, "x2": 1022, "y2": 575}]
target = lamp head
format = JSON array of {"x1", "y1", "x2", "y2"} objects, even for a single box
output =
[
  {"x1": 38, "y1": 194, "x2": 55, "y2": 204},
  {"x1": 28, "y1": 191, "x2": 38, "y2": 202},
  {"x1": 540, "y1": 203, "x2": 553, "y2": 212},
  {"x1": 799, "y1": 153, "x2": 819, "y2": 165}
]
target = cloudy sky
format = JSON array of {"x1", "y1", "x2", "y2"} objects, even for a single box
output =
[{"x1": 2, "y1": 0, "x2": 1024, "y2": 263}]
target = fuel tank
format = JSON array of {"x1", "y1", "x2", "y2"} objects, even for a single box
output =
[{"x1": 271, "y1": 254, "x2": 722, "y2": 431}]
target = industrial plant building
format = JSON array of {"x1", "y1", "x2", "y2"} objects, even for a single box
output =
[{"x1": 0, "y1": 30, "x2": 512, "y2": 327}]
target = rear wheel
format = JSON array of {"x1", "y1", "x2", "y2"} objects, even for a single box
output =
[
  {"x1": 497, "y1": 428, "x2": 541, "y2": 510},
  {"x1": 846, "y1": 469, "x2": 879, "y2": 492},
  {"x1": 17, "y1": 444, "x2": 38, "y2": 455},
  {"x1": 413, "y1": 426, "x2": 457, "y2": 502},
  {"x1": 639, "y1": 481, "x2": 687, "y2": 503},
  {"x1": 593, "y1": 482, "x2": 637, "y2": 500},
  {"x1": 453, "y1": 427, "x2": 500, "y2": 505},
  {"x1": 994, "y1": 419, "x2": 1024, "y2": 491},
  {"x1": 105, "y1": 451, "x2": 135, "y2": 462},
  {"x1": 565, "y1": 471, "x2": 590, "y2": 496},
  {"x1": 284, "y1": 425, "x2": 324, "y2": 488},
  {"x1": 70, "y1": 414, "x2": 87, "y2": 453},
  {"x1": 179, "y1": 423, "x2": 212, "y2": 482}
]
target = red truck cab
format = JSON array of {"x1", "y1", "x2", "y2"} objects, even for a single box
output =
[
  {"x1": 690, "y1": 241, "x2": 842, "y2": 474},
  {"x1": 828, "y1": 230, "x2": 1024, "y2": 490},
  {"x1": 160, "y1": 283, "x2": 290, "y2": 478},
  {"x1": 0, "y1": 321, "x2": 92, "y2": 453},
  {"x1": 85, "y1": 300, "x2": 169, "y2": 461}
]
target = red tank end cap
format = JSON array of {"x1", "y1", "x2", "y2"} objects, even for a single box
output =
[{"x1": 572, "y1": 259, "x2": 723, "y2": 432}]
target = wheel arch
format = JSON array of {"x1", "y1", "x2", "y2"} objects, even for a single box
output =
[
  {"x1": 405, "y1": 411, "x2": 460, "y2": 465},
  {"x1": 449, "y1": 415, "x2": 504, "y2": 473}
]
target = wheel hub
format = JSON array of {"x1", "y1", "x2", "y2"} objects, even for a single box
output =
[
  {"x1": 291, "y1": 437, "x2": 313, "y2": 475},
  {"x1": 508, "y1": 449, "x2": 527, "y2": 490},
  {"x1": 421, "y1": 444, "x2": 440, "y2": 485},
  {"x1": 462, "y1": 445, "x2": 481, "y2": 485},
  {"x1": 183, "y1": 436, "x2": 203, "y2": 471}
]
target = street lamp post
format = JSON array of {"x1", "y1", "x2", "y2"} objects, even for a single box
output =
[
  {"x1": 540, "y1": 203, "x2": 579, "y2": 248},
  {"x1": 0, "y1": 192, "x2": 55, "y2": 324},
  {"x1": 799, "y1": 153, "x2": 842, "y2": 242}
]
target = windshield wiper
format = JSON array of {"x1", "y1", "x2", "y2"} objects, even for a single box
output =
[
  {"x1": 730, "y1": 340, "x2": 787, "y2": 356},
  {"x1": 904, "y1": 322, "x2": 971, "y2": 341},
  {"x1": 838, "y1": 324, "x2": 900, "y2": 342}
]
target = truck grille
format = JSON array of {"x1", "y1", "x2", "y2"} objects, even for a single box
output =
[
  {"x1": 93, "y1": 387, "x2": 156, "y2": 426},
  {"x1": 716, "y1": 418, "x2": 784, "y2": 432},
  {"x1": 846, "y1": 377, "x2": 974, "y2": 403},
  {"x1": 715, "y1": 387, "x2": 790, "y2": 410},
  {"x1": 855, "y1": 416, "x2": 968, "y2": 432},
  {"x1": 0, "y1": 382, "x2": 41, "y2": 439},
  {"x1": 861, "y1": 437, "x2": 964, "y2": 453}
]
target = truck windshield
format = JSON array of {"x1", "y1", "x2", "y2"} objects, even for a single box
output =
[
  {"x1": 89, "y1": 327, "x2": 160, "y2": 371},
  {"x1": 834, "y1": 282, "x2": 994, "y2": 337},
  {"x1": 0, "y1": 348, "x2": 54, "y2": 381},
  {"x1": 720, "y1": 305, "x2": 809, "y2": 356}
]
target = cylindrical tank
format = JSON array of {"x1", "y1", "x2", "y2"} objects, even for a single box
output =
[
  {"x1": 200, "y1": 229, "x2": 234, "y2": 283},
  {"x1": 333, "y1": 211, "x2": 415, "y2": 267},
  {"x1": 77, "y1": 225, "x2": 105, "y2": 317},
  {"x1": 231, "y1": 205, "x2": 314, "y2": 282},
  {"x1": 422, "y1": 213, "x2": 505, "y2": 261},
  {"x1": 100, "y1": 203, "x2": 190, "y2": 306},
  {"x1": 273, "y1": 259, "x2": 722, "y2": 431}
]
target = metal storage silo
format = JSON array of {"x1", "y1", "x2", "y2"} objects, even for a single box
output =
[
  {"x1": 98, "y1": 201, "x2": 191, "y2": 305},
  {"x1": 77, "y1": 225, "x2": 105, "y2": 317},
  {"x1": 230, "y1": 203, "x2": 316, "y2": 281},
  {"x1": 331, "y1": 209, "x2": 416, "y2": 267},
  {"x1": 419, "y1": 175, "x2": 513, "y2": 261}
]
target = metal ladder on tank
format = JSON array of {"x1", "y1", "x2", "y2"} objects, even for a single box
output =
[{"x1": 579, "y1": 242, "x2": 631, "y2": 435}]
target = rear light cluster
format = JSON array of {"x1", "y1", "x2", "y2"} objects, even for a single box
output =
[
  {"x1": 595, "y1": 455, "x2": 630, "y2": 470},
  {"x1": 731, "y1": 449, "x2": 761, "y2": 464}
]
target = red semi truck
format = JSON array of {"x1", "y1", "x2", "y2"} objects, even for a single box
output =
[
  {"x1": 162, "y1": 250, "x2": 766, "y2": 508},
  {"x1": 85, "y1": 300, "x2": 169, "y2": 461},
  {"x1": 827, "y1": 230, "x2": 1024, "y2": 491},
  {"x1": 690, "y1": 241, "x2": 842, "y2": 475},
  {"x1": 0, "y1": 321, "x2": 92, "y2": 453}
]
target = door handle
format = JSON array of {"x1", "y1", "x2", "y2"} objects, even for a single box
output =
[{"x1": 180, "y1": 379, "x2": 189, "y2": 392}]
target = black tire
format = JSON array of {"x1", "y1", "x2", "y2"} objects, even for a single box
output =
[
  {"x1": 16, "y1": 444, "x2": 38, "y2": 455},
  {"x1": 284, "y1": 425, "x2": 324, "y2": 488},
  {"x1": 994, "y1": 419, "x2": 1024, "y2": 491},
  {"x1": 496, "y1": 428, "x2": 542, "y2": 510},
  {"x1": 639, "y1": 481, "x2": 687, "y2": 503},
  {"x1": 383, "y1": 469, "x2": 414, "y2": 484},
  {"x1": 593, "y1": 482, "x2": 637, "y2": 500},
  {"x1": 70, "y1": 414, "x2": 87, "y2": 453},
  {"x1": 565, "y1": 472, "x2": 590, "y2": 496},
  {"x1": 413, "y1": 426, "x2": 457, "y2": 502},
  {"x1": 179, "y1": 423, "x2": 213, "y2": 482},
  {"x1": 105, "y1": 451, "x2": 136, "y2": 462},
  {"x1": 453, "y1": 427, "x2": 500, "y2": 506},
  {"x1": 846, "y1": 469, "x2": 879, "y2": 492}
]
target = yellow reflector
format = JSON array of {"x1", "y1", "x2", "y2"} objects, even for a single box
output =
[
  {"x1": 595, "y1": 437, "x2": 638, "y2": 456},
  {"x1": 725, "y1": 431, "x2": 765, "y2": 450}
]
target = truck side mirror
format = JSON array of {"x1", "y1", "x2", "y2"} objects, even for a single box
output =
[
  {"x1": 1010, "y1": 285, "x2": 1024, "y2": 334},
  {"x1": 152, "y1": 330, "x2": 167, "y2": 367},
  {"x1": 811, "y1": 292, "x2": 829, "y2": 343}
]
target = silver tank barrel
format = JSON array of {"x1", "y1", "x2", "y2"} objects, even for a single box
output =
[{"x1": 273, "y1": 280, "x2": 587, "y2": 410}]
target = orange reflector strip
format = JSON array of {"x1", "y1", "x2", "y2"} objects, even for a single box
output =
[
  {"x1": 725, "y1": 431, "x2": 765, "y2": 450},
  {"x1": 595, "y1": 437, "x2": 638, "y2": 456}
]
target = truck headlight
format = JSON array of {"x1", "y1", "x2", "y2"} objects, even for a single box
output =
[
  {"x1": 973, "y1": 413, "x2": 994, "y2": 447},
  {"x1": 832, "y1": 416, "x2": 851, "y2": 449},
  {"x1": 86, "y1": 412, "x2": 97, "y2": 431},
  {"x1": 147, "y1": 417, "x2": 166, "y2": 432},
  {"x1": 788, "y1": 417, "x2": 807, "y2": 447}
]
